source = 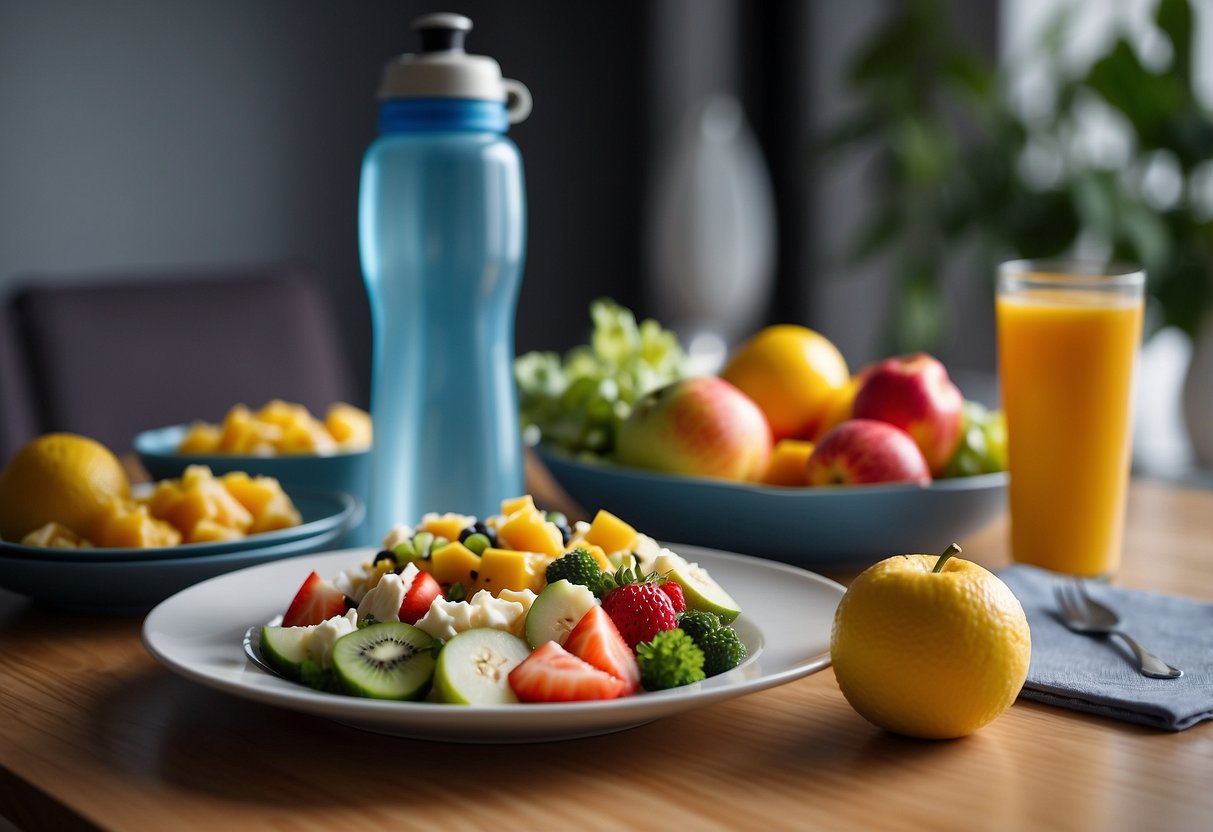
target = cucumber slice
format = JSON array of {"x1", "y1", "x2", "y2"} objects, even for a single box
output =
[
  {"x1": 432, "y1": 628, "x2": 531, "y2": 704},
  {"x1": 655, "y1": 551, "x2": 742, "y2": 623},
  {"x1": 331, "y1": 621, "x2": 435, "y2": 700},
  {"x1": 260, "y1": 624, "x2": 312, "y2": 680},
  {"x1": 524, "y1": 579, "x2": 598, "y2": 648}
]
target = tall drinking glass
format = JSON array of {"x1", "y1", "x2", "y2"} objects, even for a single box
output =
[{"x1": 996, "y1": 259, "x2": 1146, "y2": 577}]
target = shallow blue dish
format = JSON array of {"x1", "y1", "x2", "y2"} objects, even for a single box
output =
[
  {"x1": 535, "y1": 444, "x2": 1008, "y2": 569},
  {"x1": 0, "y1": 513, "x2": 355, "y2": 614},
  {"x1": 0, "y1": 490, "x2": 358, "y2": 563},
  {"x1": 134, "y1": 423, "x2": 371, "y2": 546}
]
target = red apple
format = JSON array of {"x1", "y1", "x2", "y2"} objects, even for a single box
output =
[
  {"x1": 850, "y1": 353, "x2": 964, "y2": 475},
  {"x1": 805, "y1": 419, "x2": 931, "y2": 486},
  {"x1": 615, "y1": 376, "x2": 772, "y2": 481}
]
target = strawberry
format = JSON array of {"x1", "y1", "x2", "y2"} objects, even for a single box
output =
[
  {"x1": 281, "y1": 570, "x2": 348, "y2": 627},
  {"x1": 398, "y1": 570, "x2": 443, "y2": 624},
  {"x1": 600, "y1": 576, "x2": 679, "y2": 649},
  {"x1": 562, "y1": 605, "x2": 640, "y2": 694},
  {"x1": 508, "y1": 641, "x2": 631, "y2": 702},
  {"x1": 659, "y1": 580, "x2": 687, "y2": 613}
]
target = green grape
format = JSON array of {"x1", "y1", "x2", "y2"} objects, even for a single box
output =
[{"x1": 514, "y1": 298, "x2": 687, "y2": 457}]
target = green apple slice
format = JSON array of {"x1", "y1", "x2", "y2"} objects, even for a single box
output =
[
  {"x1": 654, "y1": 551, "x2": 742, "y2": 623},
  {"x1": 433, "y1": 628, "x2": 531, "y2": 704},
  {"x1": 524, "y1": 579, "x2": 598, "y2": 648}
]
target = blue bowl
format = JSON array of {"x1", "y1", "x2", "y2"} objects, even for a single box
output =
[
  {"x1": 535, "y1": 444, "x2": 1008, "y2": 570},
  {"x1": 134, "y1": 424, "x2": 371, "y2": 546},
  {"x1": 0, "y1": 518, "x2": 353, "y2": 614}
]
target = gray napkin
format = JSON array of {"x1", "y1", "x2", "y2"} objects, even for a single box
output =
[{"x1": 998, "y1": 564, "x2": 1213, "y2": 731}]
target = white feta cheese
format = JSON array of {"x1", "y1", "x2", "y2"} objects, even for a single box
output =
[
  {"x1": 381, "y1": 524, "x2": 414, "y2": 551},
  {"x1": 356, "y1": 562, "x2": 419, "y2": 624},
  {"x1": 307, "y1": 609, "x2": 358, "y2": 669},
  {"x1": 414, "y1": 588, "x2": 534, "y2": 641}
]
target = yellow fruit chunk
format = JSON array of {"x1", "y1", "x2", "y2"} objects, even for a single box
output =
[
  {"x1": 325, "y1": 403, "x2": 373, "y2": 450},
  {"x1": 428, "y1": 541, "x2": 482, "y2": 587},
  {"x1": 761, "y1": 439, "x2": 816, "y2": 486},
  {"x1": 0, "y1": 433, "x2": 131, "y2": 541},
  {"x1": 216, "y1": 405, "x2": 282, "y2": 455},
  {"x1": 91, "y1": 500, "x2": 182, "y2": 548},
  {"x1": 497, "y1": 510, "x2": 563, "y2": 557},
  {"x1": 419, "y1": 512, "x2": 475, "y2": 542},
  {"x1": 220, "y1": 471, "x2": 302, "y2": 533},
  {"x1": 583, "y1": 510, "x2": 637, "y2": 555},
  {"x1": 830, "y1": 545, "x2": 1031, "y2": 739},
  {"x1": 20, "y1": 521, "x2": 92, "y2": 549},
  {"x1": 148, "y1": 465, "x2": 253, "y2": 543},
  {"x1": 566, "y1": 542, "x2": 611, "y2": 571},
  {"x1": 721, "y1": 324, "x2": 850, "y2": 442},
  {"x1": 500, "y1": 494, "x2": 536, "y2": 518},
  {"x1": 472, "y1": 548, "x2": 543, "y2": 595},
  {"x1": 187, "y1": 518, "x2": 245, "y2": 544},
  {"x1": 178, "y1": 423, "x2": 222, "y2": 454}
]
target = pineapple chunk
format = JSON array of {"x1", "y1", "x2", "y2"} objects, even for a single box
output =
[
  {"x1": 325, "y1": 402, "x2": 372, "y2": 450},
  {"x1": 177, "y1": 423, "x2": 222, "y2": 454},
  {"x1": 21, "y1": 521, "x2": 94, "y2": 549},
  {"x1": 418, "y1": 512, "x2": 475, "y2": 542},
  {"x1": 91, "y1": 500, "x2": 182, "y2": 548},
  {"x1": 220, "y1": 471, "x2": 302, "y2": 533},
  {"x1": 148, "y1": 465, "x2": 253, "y2": 543}
]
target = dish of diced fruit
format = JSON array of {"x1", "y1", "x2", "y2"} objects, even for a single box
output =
[{"x1": 256, "y1": 495, "x2": 752, "y2": 704}]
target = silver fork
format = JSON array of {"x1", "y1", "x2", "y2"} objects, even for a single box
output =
[{"x1": 1054, "y1": 580, "x2": 1183, "y2": 679}]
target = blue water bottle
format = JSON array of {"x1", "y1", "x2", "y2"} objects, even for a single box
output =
[{"x1": 359, "y1": 12, "x2": 532, "y2": 537}]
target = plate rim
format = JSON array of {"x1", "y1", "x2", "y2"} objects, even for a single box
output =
[{"x1": 142, "y1": 544, "x2": 845, "y2": 742}]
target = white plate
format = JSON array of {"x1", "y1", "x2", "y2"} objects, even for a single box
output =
[{"x1": 143, "y1": 545, "x2": 845, "y2": 743}]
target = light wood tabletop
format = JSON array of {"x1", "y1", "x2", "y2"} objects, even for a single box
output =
[{"x1": 1, "y1": 472, "x2": 1211, "y2": 832}]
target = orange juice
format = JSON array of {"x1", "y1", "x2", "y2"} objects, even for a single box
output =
[{"x1": 996, "y1": 264, "x2": 1144, "y2": 576}]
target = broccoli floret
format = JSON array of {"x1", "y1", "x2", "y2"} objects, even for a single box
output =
[
  {"x1": 545, "y1": 548, "x2": 603, "y2": 593},
  {"x1": 699, "y1": 626, "x2": 748, "y2": 676},
  {"x1": 677, "y1": 610, "x2": 722, "y2": 643},
  {"x1": 636, "y1": 629, "x2": 706, "y2": 691}
]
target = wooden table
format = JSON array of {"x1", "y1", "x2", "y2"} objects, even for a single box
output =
[{"x1": 1, "y1": 476, "x2": 1211, "y2": 831}]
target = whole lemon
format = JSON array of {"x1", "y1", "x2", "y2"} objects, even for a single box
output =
[
  {"x1": 721, "y1": 325, "x2": 849, "y2": 442},
  {"x1": 0, "y1": 433, "x2": 131, "y2": 542},
  {"x1": 830, "y1": 545, "x2": 1031, "y2": 739}
]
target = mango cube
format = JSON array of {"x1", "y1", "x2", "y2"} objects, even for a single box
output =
[
  {"x1": 419, "y1": 512, "x2": 475, "y2": 542},
  {"x1": 497, "y1": 509, "x2": 563, "y2": 557},
  {"x1": 499, "y1": 494, "x2": 536, "y2": 518},
  {"x1": 761, "y1": 439, "x2": 816, "y2": 486},
  {"x1": 148, "y1": 465, "x2": 253, "y2": 543},
  {"x1": 472, "y1": 548, "x2": 543, "y2": 595},
  {"x1": 583, "y1": 510, "x2": 637, "y2": 555},
  {"x1": 325, "y1": 403, "x2": 372, "y2": 450},
  {"x1": 428, "y1": 541, "x2": 482, "y2": 587}
]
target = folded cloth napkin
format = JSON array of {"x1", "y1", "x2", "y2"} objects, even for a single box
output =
[{"x1": 998, "y1": 564, "x2": 1213, "y2": 731}]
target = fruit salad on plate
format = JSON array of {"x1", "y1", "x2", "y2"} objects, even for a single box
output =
[{"x1": 256, "y1": 495, "x2": 747, "y2": 704}]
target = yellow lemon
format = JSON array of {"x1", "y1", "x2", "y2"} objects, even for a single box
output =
[
  {"x1": 0, "y1": 433, "x2": 131, "y2": 542},
  {"x1": 721, "y1": 325, "x2": 849, "y2": 442},
  {"x1": 830, "y1": 545, "x2": 1031, "y2": 739}
]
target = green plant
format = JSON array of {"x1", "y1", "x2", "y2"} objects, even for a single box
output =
[{"x1": 822, "y1": 0, "x2": 1213, "y2": 352}]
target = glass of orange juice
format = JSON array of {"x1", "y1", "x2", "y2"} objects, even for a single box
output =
[{"x1": 996, "y1": 259, "x2": 1145, "y2": 577}]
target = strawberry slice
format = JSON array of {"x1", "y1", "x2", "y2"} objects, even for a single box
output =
[
  {"x1": 563, "y1": 606, "x2": 640, "y2": 694},
  {"x1": 399, "y1": 570, "x2": 443, "y2": 624},
  {"x1": 281, "y1": 570, "x2": 348, "y2": 627},
  {"x1": 508, "y1": 641, "x2": 631, "y2": 702}
]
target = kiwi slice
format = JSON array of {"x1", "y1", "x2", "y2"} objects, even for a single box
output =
[
  {"x1": 433, "y1": 628, "x2": 531, "y2": 704},
  {"x1": 524, "y1": 579, "x2": 598, "y2": 648},
  {"x1": 331, "y1": 621, "x2": 435, "y2": 700}
]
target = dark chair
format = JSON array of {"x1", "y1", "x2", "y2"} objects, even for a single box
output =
[{"x1": 6, "y1": 262, "x2": 360, "y2": 456}]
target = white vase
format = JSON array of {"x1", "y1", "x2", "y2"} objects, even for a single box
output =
[{"x1": 1181, "y1": 313, "x2": 1213, "y2": 468}]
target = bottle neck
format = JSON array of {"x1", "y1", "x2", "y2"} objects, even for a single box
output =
[{"x1": 378, "y1": 98, "x2": 509, "y2": 134}]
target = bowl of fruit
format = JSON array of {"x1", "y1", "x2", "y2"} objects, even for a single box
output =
[
  {"x1": 517, "y1": 301, "x2": 1008, "y2": 568},
  {"x1": 0, "y1": 433, "x2": 359, "y2": 612},
  {"x1": 134, "y1": 400, "x2": 371, "y2": 544}
]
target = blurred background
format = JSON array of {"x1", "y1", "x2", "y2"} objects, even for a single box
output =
[{"x1": 1, "y1": 0, "x2": 1210, "y2": 483}]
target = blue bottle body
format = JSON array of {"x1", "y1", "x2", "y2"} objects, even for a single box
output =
[{"x1": 360, "y1": 100, "x2": 526, "y2": 535}]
